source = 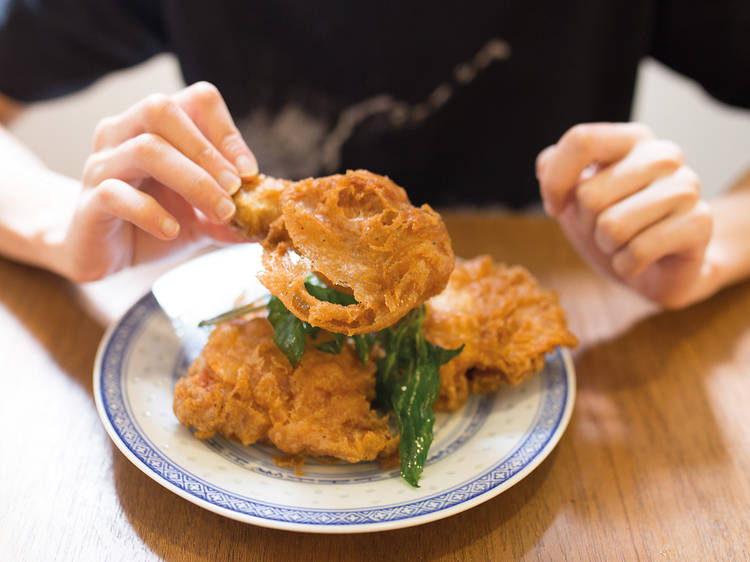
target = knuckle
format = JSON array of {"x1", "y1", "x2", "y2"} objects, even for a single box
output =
[
  {"x1": 693, "y1": 201, "x2": 714, "y2": 237},
  {"x1": 197, "y1": 144, "x2": 220, "y2": 168},
  {"x1": 188, "y1": 81, "x2": 221, "y2": 105},
  {"x1": 575, "y1": 182, "x2": 602, "y2": 213},
  {"x1": 626, "y1": 237, "x2": 649, "y2": 264},
  {"x1": 646, "y1": 140, "x2": 685, "y2": 173},
  {"x1": 132, "y1": 133, "x2": 164, "y2": 162},
  {"x1": 657, "y1": 139, "x2": 684, "y2": 162},
  {"x1": 677, "y1": 166, "x2": 701, "y2": 193},
  {"x1": 82, "y1": 153, "x2": 106, "y2": 185},
  {"x1": 92, "y1": 116, "x2": 116, "y2": 148},
  {"x1": 142, "y1": 93, "x2": 175, "y2": 126},
  {"x1": 562, "y1": 124, "x2": 595, "y2": 152},
  {"x1": 673, "y1": 183, "x2": 699, "y2": 207},
  {"x1": 693, "y1": 199, "x2": 712, "y2": 216},
  {"x1": 94, "y1": 180, "x2": 119, "y2": 209},
  {"x1": 595, "y1": 213, "x2": 623, "y2": 249},
  {"x1": 219, "y1": 130, "x2": 245, "y2": 154}
]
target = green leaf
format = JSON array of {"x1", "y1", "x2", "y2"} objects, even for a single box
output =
[
  {"x1": 304, "y1": 273, "x2": 357, "y2": 305},
  {"x1": 265, "y1": 275, "x2": 371, "y2": 365},
  {"x1": 375, "y1": 306, "x2": 463, "y2": 487},
  {"x1": 429, "y1": 341, "x2": 465, "y2": 366},
  {"x1": 306, "y1": 273, "x2": 375, "y2": 363},
  {"x1": 353, "y1": 333, "x2": 376, "y2": 366},
  {"x1": 317, "y1": 333, "x2": 346, "y2": 354},
  {"x1": 267, "y1": 295, "x2": 316, "y2": 366}
]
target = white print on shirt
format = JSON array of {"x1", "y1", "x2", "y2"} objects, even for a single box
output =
[{"x1": 237, "y1": 38, "x2": 511, "y2": 179}]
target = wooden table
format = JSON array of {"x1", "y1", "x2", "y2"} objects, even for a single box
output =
[{"x1": 2, "y1": 212, "x2": 749, "y2": 561}]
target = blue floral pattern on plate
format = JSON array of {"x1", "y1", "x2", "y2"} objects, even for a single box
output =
[{"x1": 95, "y1": 286, "x2": 574, "y2": 532}]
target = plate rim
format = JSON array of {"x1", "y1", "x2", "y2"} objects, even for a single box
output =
[{"x1": 94, "y1": 291, "x2": 576, "y2": 534}]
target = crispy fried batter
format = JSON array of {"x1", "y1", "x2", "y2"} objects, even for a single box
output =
[
  {"x1": 232, "y1": 170, "x2": 455, "y2": 335},
  {"x1": 173, "y1": 318, "x2": 398, "y2": 463},
  {"x1": 231, "y1": 174, "x2": 290, "y2": 239},
  {"x1": 422, "y1": 256, "x2": 578, "y2": 411}
]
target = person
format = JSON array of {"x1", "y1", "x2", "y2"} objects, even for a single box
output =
[{"x1": 0, "y1": 0, "x2": 749, "y2": 309}]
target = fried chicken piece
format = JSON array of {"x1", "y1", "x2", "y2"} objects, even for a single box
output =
[
  {"x1": 232, "y1": 169, "x2": 455, "y2": 335},
  {"x1": 422, "y1": 256, "x2": 578, "y2": 411},
  {"x1": 173, "y1": 317, "x2": 291, "y2": 444},
  {"x1": 267, "y1": 346, "x2": 398, "y2": 462},
  {"x1": 173, "y1": 318, "x2": 398, "y2": 463}
]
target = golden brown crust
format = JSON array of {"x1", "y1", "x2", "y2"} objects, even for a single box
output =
[
  {"x1": 423, "y1": 256, "x2": 578, "y2": 411},
  {"x1": 231, "y1": 170, "x2": 455, "y2": 335},
  {"x1": 173, "y1": 318, "x2": 398, "y2": 463},
  {"x1": 260, "y1": 170, "x2": 455, "y2": 335},
  {"x1": 173, "y1": 257, "x2": 578, "y2": 468},
  {"x1": 173, "y1": 318, "x2": 291, "y2": 444},
  {"x1": 231, "y1": 175, "x2": 290, "y2": 240}
]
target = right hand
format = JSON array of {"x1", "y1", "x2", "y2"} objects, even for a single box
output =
[{"x1": 63, "y1": 81, "x2": 258, "y2": 282}]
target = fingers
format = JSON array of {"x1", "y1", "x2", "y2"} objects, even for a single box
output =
[
  {"x1": 192, "y1": 216, "x2": 248, "y2": 244},
  {"x1": 574, "y1": 139, "x2": 685, "y2": 231},
  {"x1": 93, "y1": 92, "x2": 242, "y2": 195},
  {"x1": 541, "y1": 122, "x2": 715, "y2": 307},
  {"x1": 84, "y1": 133, "x2": 236, "y2": 224},
  {"x1": 593, "y1": 166, "x2": 700, "y2": 254},
  {"x1": 173, "y1": 82, "x2": 258, "y2": 178},
  {"x1": 611, "y1": 201, "x2": 713, "y2": 278},
  {"x1": 88, "y1": 178, "x2": 181, "y2": 240},
  {"x1": 538, "y1": 122, "x2": 654, "y2": 215}
]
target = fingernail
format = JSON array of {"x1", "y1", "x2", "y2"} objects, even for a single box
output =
[
  {"x1": 218, "y1": 170, "x2": 241, "y2": 195},
  {"x1": 161, "y1": 217, "x2": 180, "y2": 238},
  {"x1": 236, "y1": 155, "x2": 258, "y2": 178},
  {"x1": 215, "y1": 197, "x2": 235, "y2": 222}
]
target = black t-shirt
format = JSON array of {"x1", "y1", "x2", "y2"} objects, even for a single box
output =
[{"x1": 1, "y1": 0, "x2": 748, "y2": 207}]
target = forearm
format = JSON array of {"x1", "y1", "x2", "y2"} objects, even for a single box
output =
[{"x1": 0, "y1": 123, "x2": 82, "y2": 276}]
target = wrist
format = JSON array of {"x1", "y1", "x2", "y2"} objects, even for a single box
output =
[
  {"x1": 704, "y1": 193, "x2": 750, "y2": 292},
  {"x1": 38, "y1": 222, "x2": 76, "y2": 279},
  {"x1": 1, "y1": 171, "x2": 84, "y2": 280}
]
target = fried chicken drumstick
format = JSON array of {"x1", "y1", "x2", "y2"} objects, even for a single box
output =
[{"x1": 231, "y1": 170, "x2": 455, "y2": 335}]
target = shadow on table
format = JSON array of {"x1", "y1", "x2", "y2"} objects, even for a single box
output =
[
  {"x1": 112, "y1": 439, "x2": 565, "y2": 561},
  {"x1": 0, "y1": 259, "x2": 104, "y2": 395}
]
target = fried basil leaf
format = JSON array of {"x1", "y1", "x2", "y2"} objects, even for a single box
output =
[
  {"x1": 304, "y1": 273, "x2": 357, "y2": 305},
  {"x1": 375, "y1": 306, "x2": 463, "y2": 487},
  {"x1": 353, "y1": 333, "x2": 376, "y2": 366},
  {"x1": 267, "y1": 295, "x2": 318, "y2": 366},
  {"x1": 305, "y1": 274, "x2": 375, "y2": 364},
  {"x1": 317, "y1": 333, "x2": 346, "y2": 354}
]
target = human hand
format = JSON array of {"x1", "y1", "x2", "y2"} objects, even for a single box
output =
[
  {"x1": 62, "y1": 81, "x2": 257, "y2": 282},
  {"x1": 537, "y1": 123, "x2": 714, "y2": 309}
]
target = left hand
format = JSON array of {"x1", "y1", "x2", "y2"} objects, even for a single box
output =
[{"x1": 537, "y1": 122, "x2": 714, "y2": 309}]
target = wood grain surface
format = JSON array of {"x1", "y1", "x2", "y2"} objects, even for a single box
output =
[{"x1": 2, "y1": 212, "x2": 749, "y2": 561}]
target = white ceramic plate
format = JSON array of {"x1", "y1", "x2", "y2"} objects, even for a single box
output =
[{"x1": 94, "y1": 245, "x2": 575, "y2": 533}]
